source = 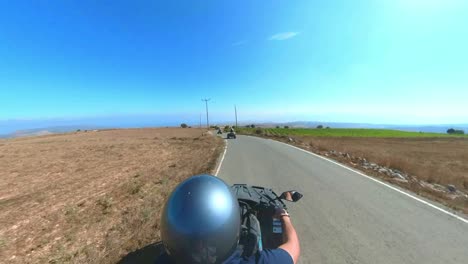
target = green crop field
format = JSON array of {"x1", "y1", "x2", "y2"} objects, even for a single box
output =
[{"x1": 237, "y1": 127, "x2": 467, "y2": 138}]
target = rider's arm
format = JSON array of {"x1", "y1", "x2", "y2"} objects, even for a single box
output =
[{"x1": 278, "y1": 211, "x2": 300, "y2": 264}]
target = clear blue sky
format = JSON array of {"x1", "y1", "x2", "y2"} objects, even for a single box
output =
[{"x1": 1, "y1": 0, "x2": 467, "y2": 126}]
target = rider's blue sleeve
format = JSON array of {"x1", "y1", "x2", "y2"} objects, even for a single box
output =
[
  {"x1": 154, "y1": 252, "x2": 171, "y2": 264},
  {"x1": 257, "y1": 248, "x2": 294, "y2": 264},
  {"x1": 163, "y1": 248, "x2": 294, "y2": 264}
]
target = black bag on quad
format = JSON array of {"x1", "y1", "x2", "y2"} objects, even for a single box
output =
[
  {"x1": 237, "y1": 201, "x2": 262, "y2": 259},
  {"x1": 232, "y1": 184, "x2": 303, "y2": 259}
]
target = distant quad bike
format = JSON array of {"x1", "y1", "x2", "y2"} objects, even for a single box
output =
[{"x1": 227, "y1": 131, "x2": 236, "y2": 139}]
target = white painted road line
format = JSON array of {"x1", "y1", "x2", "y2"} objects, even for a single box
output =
[
  {"x1": 215, "y1": 139, "x2": 228, "y2": 176},
  {"x1": 270, "y1": 139, "x2": 468, "y2": 224}
]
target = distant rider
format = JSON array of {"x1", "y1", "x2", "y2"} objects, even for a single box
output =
[{"x1": 156, "y1": 175, "x2": 300, "y2": 264}]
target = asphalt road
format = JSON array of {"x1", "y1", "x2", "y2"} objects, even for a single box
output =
[{"x1": 217, "y1": 135, "x2": 468, "y2": 264}]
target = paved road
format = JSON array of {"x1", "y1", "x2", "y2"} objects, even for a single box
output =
[{"x1": 217, "y1": 135, "x2": 468, "y2": 264}]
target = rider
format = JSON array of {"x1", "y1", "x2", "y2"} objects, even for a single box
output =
[{"x1": 156, "y1": 175, "x2": 300, "y2": 264}]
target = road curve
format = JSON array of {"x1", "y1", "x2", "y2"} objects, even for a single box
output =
[{"x1": 217, "y1": 135, "x2": 468, "y2": 264}]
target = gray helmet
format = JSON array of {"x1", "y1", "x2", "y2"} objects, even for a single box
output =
[{"x1": 161, "y1": 174, "x2": 240, "y2": 263}]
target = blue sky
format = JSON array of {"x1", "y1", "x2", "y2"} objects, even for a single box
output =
[{"x1": 1, "y1": 0, "x2": 467, "y2": 129}]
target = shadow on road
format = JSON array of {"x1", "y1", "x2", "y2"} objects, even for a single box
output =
[{"x1": 117, "y1": 241, "x2": 165, "y2": 264}]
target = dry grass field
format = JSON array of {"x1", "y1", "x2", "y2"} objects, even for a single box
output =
[
  {"x1": 0, "y1": 128, "x2": 223, "y2": 263},
  {"x1": 299, "y1": 137, "x2": 468, "y2": 190}
]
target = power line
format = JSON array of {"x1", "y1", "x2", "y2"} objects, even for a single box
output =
[{"x1": 201, "y1": 98, "x2": 211, "y2": 129}]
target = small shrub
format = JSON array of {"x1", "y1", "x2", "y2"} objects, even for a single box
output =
[
  {"x1": 97, "y1": 196, "x2": 113, "y2": 214},
  {"x1": 0, "y1": 236, "x2": 7, "y2": 248},
  {"x1": 161, "y1": 177, "x2": 169, "y2": 186},
  {"x1": 447, "y1": 128, "x2": 464, "y2": 134},
  {"x1": 141, "y1": 207, "x2": 152, "y2": 222},
  {"x1": 284, "y1": 126, "x2": 289, "y2": 129},
  {"x1": 129, "y1": 182, "x2": 142, "y2": 195},
  {"x1": 255, "y1": 128, "x2": 263, "y2": 135},
  {"x1": 317, "y1": 125, "x2": 323, "y2": 129},
  {"x1": 426, "y1": 174, "x2": 440, "y2": 184},
  {"x1": 180, "y1": 123, "x2": 188, "y2": 128},
  {"x1": 317, "y1": 145, "x2": 328, "y2": 152}
]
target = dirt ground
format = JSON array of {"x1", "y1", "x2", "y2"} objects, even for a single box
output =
[
  {"x1": 284, "y1": 136, "x2": 468, "y2": 213},
  {"x1": 0, "y1": 128, "x2": 223, "y2": 263}
]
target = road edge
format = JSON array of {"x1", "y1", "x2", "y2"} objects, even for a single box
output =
[{"x1": 214, "y1": 139, "x2": 228, "y2": 176}]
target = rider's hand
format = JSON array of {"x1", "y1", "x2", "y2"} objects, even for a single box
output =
[
  {"x1": 280, "y1": 191, "x2": 294, "y2": 201},
  {"x1": 274, "y1": 207, "x2": 290, "y2": 219}
]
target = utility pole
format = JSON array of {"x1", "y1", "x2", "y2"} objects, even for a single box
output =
[
  {"x1": 234, "y1": 105, "x2": 238, "y2": 128},
  {"x1": 201, "y1": 98, "x2": 211, "y2": 129},
  {"x1": 199, "y1": 113, "x2": 202, "y2": 129}
]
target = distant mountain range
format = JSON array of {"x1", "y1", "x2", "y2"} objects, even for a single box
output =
[
  {"x1": 0, "y1": 126, "x2": 107, "y2": 138},
  {"x1": 1, "y1": 120, "x2": 467, "y2": 138},
  {"x1": 3, "y1": 126, "x2": 105, "y2": 138},
  {"x1": 0, "y1": 116, "x2": 181, "y2": 138}
]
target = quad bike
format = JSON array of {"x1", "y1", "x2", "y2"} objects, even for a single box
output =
[{"x1": 227, "y1": 131, "x2": 236, "y2": 139}]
